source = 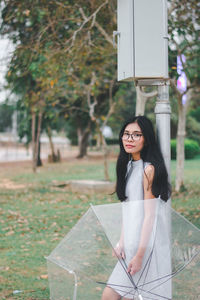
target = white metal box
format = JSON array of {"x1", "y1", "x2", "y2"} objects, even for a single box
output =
[{"x1": 117, "y1": 0, "x2": 168, "y2": 81}]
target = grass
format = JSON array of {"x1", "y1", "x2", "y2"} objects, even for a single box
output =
[
  {"x1": 0, "y1": 151, "x2": 200, "y2": 299},
  {"x1": 171, "y1": 155, "x2": 200, "y2": 228}
]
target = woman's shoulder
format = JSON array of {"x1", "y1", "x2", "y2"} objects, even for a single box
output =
[
  {"x1": 144, "y1": 161, "x2": 153, "y2": 169},
  {"x1": 143, "y1": 162, "x2": 155, "y2": 180}
]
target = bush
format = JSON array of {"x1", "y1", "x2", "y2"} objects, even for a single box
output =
[
  {"x1": 105, "y1": 138, "x2": 119, "y2": 145},
  {"x1": 171, "y1": 139, "x2": 200, "y2": 160},
  {"x1": 91, "y1": 138, "x2": 119, "y2": 146},
  {"x1": 171, "y1": 140, "x2": 176, "y2": 160}
]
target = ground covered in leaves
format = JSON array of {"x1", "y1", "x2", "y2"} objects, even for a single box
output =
[{"x1": 0, "y1": 153, "x2": 199, "y2": 299}]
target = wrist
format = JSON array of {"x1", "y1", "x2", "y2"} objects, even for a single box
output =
[{"x1": 135, "y1": 252, "x2": 144, "y2": 259}]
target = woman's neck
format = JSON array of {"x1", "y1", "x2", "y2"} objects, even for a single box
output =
[{"x1": 131, "y1": 153, "x2": 141, "y2": 161}]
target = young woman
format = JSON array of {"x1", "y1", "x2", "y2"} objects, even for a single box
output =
[{"x1": 101, "y1": 116, "x2": 171, "y2": 300}]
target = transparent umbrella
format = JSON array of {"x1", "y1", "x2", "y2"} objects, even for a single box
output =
[{"x1": 46, "y1": 199, "x2": 200, "y2": 299}]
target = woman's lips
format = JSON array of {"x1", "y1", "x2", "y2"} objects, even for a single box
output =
[{"x1": 125, "y1": 144, "x2": 135, "y2": 149}]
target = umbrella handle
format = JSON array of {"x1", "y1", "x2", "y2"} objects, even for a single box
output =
[
  {"x1": 138, "y1": 295, "x2": 143, "y2": 300},
  {"x1": 69, "y1": 270, "x2": 78, "y2": 300}
]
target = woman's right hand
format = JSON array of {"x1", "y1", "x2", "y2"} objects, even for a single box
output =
[{"x1": 112, "y1": 242, "x2": 125, "y2": 259}]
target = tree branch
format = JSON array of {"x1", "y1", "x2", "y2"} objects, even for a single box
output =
[
  {"x1": 79, "y1": 3, "x2": 113, "y2": 46},
  {"x1": 138, "y1": 86, "x2": 158, "y2": 99},
  {"x1": 64, "y1": 0, "x2": 109, "y2": 52}
]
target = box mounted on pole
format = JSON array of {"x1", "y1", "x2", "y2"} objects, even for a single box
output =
[{"x1": 115, "y1": 0, "x2": 168, "y2": 85}]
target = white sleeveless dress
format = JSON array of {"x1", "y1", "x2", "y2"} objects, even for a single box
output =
[{"x1": 107, "y1": 159, "x2": 171, "y2": 299}]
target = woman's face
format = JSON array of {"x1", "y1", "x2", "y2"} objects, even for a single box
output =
[{"x1": 122, "y1": 122, "x2": 145, "y2": 159}]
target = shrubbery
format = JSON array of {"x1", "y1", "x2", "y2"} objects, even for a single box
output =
[
  {"x1": 91, "y1": 138, "x2": 119, "y2": 146},
  {"x1": 171, "y1": 139, "x2": 200, "y2": 159}
]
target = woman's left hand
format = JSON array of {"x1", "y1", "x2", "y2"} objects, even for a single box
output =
[{"x1": 127, "y1": 255, "x2": 143, "y2": 275}]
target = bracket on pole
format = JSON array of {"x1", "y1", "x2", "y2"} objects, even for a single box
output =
[
  {"x1": 113, "y1": 31, "x2": 120, "y2": 48},
  {"x1": 135, "y1": 78, "x2": 170, "y2": 86}
]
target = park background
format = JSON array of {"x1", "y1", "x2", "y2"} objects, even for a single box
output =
[{"x1": 0, "y1": 0, "x2": 199, "y2": 299}]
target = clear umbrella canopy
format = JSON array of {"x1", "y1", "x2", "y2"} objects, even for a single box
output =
[{"x1": 46, "y1": 199, "x2": 200, "y2": 300}]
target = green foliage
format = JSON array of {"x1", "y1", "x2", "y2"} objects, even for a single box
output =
[
  {"x1": 171, "y1": 140, "x2": 176, "y2": 160},
  {"x1": 168, "y1": 49, "x2": 178, "y2": 79},
  {"x1": 186, "y1": 115, "x2": 200, "y2": 145},
  {"x1": 168, "y1": 0, "x2": 200, "y2": 84},
  {"x1": 189, "y1": 107, "x2": 200, "y2": 123},
  {"x1": 184, "y1": 140, "x2": 200, "y2": 158},
  {"x1": 1, "y1": 0, "x2": 199, "y2": 160},
  {"x1": 91, "y1": 138, "x2": 119, "y2": 146},
  {"x1": 171, "y1": 139, "x2": 200, "y2": 160},
  {"x1": 0, "y1": 103, "x2": 14, "y2": 132},
  {"x1": 107, "y1": 82, "x2": 136, "y2": 134},
  {"x1": 0, "y1": 0, "x2": 119, "y2": 152}
]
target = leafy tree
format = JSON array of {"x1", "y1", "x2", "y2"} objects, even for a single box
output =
[
  {"x1": 168, "y1": 0, "x2": 200, "y2": 191},
  {"x1": 1, "y1": 0, "x2": 120, "y2": 166},
  {"x1": 0, "y1": 103, "x2": 14, "y2": 132}
]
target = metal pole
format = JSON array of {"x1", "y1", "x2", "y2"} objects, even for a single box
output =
[
  {"x1": 155, "y1": 84, "x2": 172, "y2": 298},
  {"x1": 154, "y1": 85, "x2": 171, "y2": 176}
]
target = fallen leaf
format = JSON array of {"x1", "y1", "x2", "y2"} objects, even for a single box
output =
[
  {"x1": 40, "y1": 274, "x2": 48, "y2": 279},
  {"x1": 37, "y1": 240, "x2": 46, "y2": 244},
  {"x1": 50, "y1": 222, "x2": 57, "y2": 227},
  {"x1": 5, "y1": 230, "x2": 14, "y2": 236}
]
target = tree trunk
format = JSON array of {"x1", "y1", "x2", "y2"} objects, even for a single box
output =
[
  {"x1": 32, "y1": 111, "x2": 43, "y2": 172},
  {"x1": 102, "y1": 134, "x2": 110, "y2": 181},
  {"x1": 32, "y1": 112, "x2": 36, "y2": 172},
  {"x1": 77, "y1": 123, "x2": 91, "y2": 158},
  {"x1": 35, "y1": 111, "x2": 43, "y2": 167},
  {"x1": 175, "y1": 102, "x2": 186, "y2": 191},
  {"x1": 37, "y1": 141, "x2": 42, "y2": 167},
  {"x1": 47, "y1": 126, "x2": 57, "y2": 162},
  {"x1": 175, "y1": 87, "x2": 192, "y2": 192},
  {"x1": 77, "y1": 127, "x2": 82, "y2": 149}
]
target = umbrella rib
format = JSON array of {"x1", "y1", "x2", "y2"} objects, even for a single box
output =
[
  {"x1": 97, "y1": 281, "x2": 171, "y2": 300},
  {"x1": 121, "y1": 257, "x2": 140, "y2": 290},
  {"x1": 139, "y1": 248, "x2": 200, "y2": 291},
  {"x1": 136, "y1": 286, "x2": 172, "y2": 300},
  {"x1": 91, "y1": 202, "x2": 169, "y2": 299},
  {"x1": 90, "y1": 204, "x2": 199, "y2": 299},
  {"x1": 136, "y1": 247, "x2": 154, "y2": 288},
  {"x1": 91, "y1": 205, "x2": 138, "y2": 291},
  {"x1": 128, "y1": 288, "x2": 170, "y2": 300},
  {"x1": 97, "y1": 281, "x2": 137, "y2": 289},
  {"x1": 135, "y1": 202, "x2": 159, "y2": 290}
]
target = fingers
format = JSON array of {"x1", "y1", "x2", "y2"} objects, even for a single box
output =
[
  {"x1": 129, "y1": 268, "x2": 135, "y2": 275},
  {"x1": 127, "y1": 263, "x2": 132, "y2": 274},
  {"x1": 128, "y1": 267, "x2": 135, "y2": 275},
  {"x1": 112, "y1": 248, "x2": 120, "y2": 258},
  {"x1": 112, "y1": 246, "x2": 125, "y2": 259},
  {"x1": 127, "y1": 262, "x2": 138, "y2": 275},
  {"x1": 121, "y1": 250, "x2": 125, "y2": 260},
  {"x1": 128, "y1": 265, "x2": 140, "y2": 275}
]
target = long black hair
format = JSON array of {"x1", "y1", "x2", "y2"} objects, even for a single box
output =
[{"x1": 116, "y1": 116, "x2": 171, "y2": 202}]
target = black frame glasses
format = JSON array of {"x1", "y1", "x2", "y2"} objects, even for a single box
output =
[{"x1": 122, "y1": 132, "x2": 143, "y2": 141}]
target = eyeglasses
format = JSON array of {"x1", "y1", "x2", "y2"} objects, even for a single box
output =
[{"x1": 122, "y1": 132, "x2": 143, "y2": 141}]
